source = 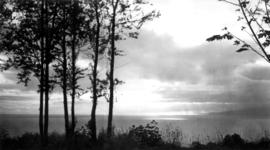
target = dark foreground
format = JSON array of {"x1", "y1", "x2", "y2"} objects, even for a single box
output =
[{"x1": 0, "y1": 121, "x2": 270, "y2": 150}]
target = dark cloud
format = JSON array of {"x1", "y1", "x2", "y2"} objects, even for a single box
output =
[
  {"x1": 1, "y1": 29, "x2": 270, "y2": 116},
  {"x1": 209, "y1": 103, "x2": 270, "y2": 119},
  {"x1": 117, "y1": 30, "x2": 270, "y2": 116},
  {"x1": 118, "y1": 30, "x2": 257, "y2": 85},
  {"x1": 0, "y1": 95, "x2": 36, "y2": 101},
  {"x1": 240, "y1": 65, "x2": 270, "y2": 81}
]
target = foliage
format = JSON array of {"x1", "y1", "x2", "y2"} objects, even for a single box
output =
[
  {"x1": 222, "y1": 133, "x2": 245, "y2": 147},
  {"x1": 207, "y1": 0, "x2": 270, "y2": 63},
  {"x1": 163, "y1": 125, "x2": 184, "y2": 146},
  {"x1": 129, "y1": 120, "x2": 162, "y2": 146},
  {"x1": 0, "y1": 131, "x2": 269, "y2": 150}
]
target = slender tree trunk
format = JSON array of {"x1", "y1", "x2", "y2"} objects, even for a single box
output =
[
  {"x1": 39, "y1": 0, "x2": 45, "y2": 144},
  {"x1": 71, "y1": 0, "x2": 76, "y2": 135},
  {"x1": 107, "y1": 0, "x2": 119, "y2": 137},
  {"x1": 39, "y1": 81, "x2": 44, "y2": 141},
  {"x1": 71, "y1": 48, "x2": 76, "y2": 134},
  {"x1": 62, "y1": 18, "x2": 70, "y2": 138},
  {"x1": 90, "y1": 2, "x2": 100, "y2": 141},
  {"x1": 44, "y1": 0, "x2": 49, "y2": 145}
]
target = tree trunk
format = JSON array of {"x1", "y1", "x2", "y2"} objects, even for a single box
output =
[
  {"x1": 62, "y1": 19, "x2": 70, "y2": 138},
  {"x1": 107, "y1": 0, "x2": 119, "y2": 137},
  {"x1": 71, "y1": 0, "x2": 76, "y2": 135},
  {"x1": 39, "y1": 0, "x2": 44, "y2": 144},
  {"x1": 89, "y1": 2, "x2": 100, "y2": 141},
  {"x1": 44, "y1": 0, "x2": 49, "y2": 145},
  {"x1": 71, "y1": 32, "x2": 76, "y2": 135}
]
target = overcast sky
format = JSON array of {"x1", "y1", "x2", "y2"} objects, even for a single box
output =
[{"x1": 1, "y1": 0, "x2": 270, "y2": 118}]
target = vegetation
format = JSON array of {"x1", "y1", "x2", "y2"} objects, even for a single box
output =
[
  {"x1": 1, "y1": 0, "x2": 269, "y2": 149},
  {"x1": 207, "y1": 0, "x2": 270, "y2": 63},
  {"x1": 0, "y1": 121, "x2": 269, "y2": 150},
  {"x1": 0, "y1": 0, "x2": 159, "y2": 146}
]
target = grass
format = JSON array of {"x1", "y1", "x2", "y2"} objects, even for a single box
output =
[{"x1": 0, "y1": 121, "x2": 270, "y2": 150}]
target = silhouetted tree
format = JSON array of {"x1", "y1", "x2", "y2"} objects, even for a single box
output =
[
  {"x1": 39, "y1": 0, "x2": 45, "y2": 143},
  {"x1": 106, "y1": 0, "x2": 160, "y2": 137},
  {"x1": 52, "y1": 0, "x2": 86, "y2": 137},
  {"x1": 43, "y1": 0, "x2": 61, "y2": 145},
  {"x1": 0, "y1": 0, "x2": 47, "y2": 143},
  {"x1": 84, "y1": 0, "x2": 109, "y2": 141},
  {"x1": 69, "y1": 0, "x2": 86, "y2": 135},
  {"x1": 52, "y1": 0, "x2": 70, "y2": 138},
  {"x1": 207, "y1": 0, "x2": 270, "y2": 62},
  {"x1": 0, "y1": 0, "x2": 61, "y2": 145}
]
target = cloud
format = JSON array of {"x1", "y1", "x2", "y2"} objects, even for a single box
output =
[
  {"x1": 117, "y1": 30, "x2": 270, "y2": 116},
  {"x1": 210, "y1": 104, "x2": 270, "y2": 119},
  {"x1": 118, "y1": 30, "x2": 257, "y2": 85},
  {"x1": 240, "y1": 63, "x2": 270, "y2": 81},
  {"x1": 0, "y1": 95, "x2": 36, "y2": 101},
  {"x1": 1, "y1": 29, "x2": 270, "y2": 116}
]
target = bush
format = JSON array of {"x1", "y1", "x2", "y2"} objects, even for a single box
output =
[
  {"x1": 222, "y1": 133, "x2": 244, "y2": 147},
  {"x1": 191, "y1": 141, "x2": 203, "y2": 149},
  {"x1": 258, "y1": 137, "x2": 270, "y2": 148},
  {"x1": 163, "y1": 125, "x2": 183, "y2": 146},
  {"x1": 129, "y1": 120, "x2": 162, "y2": 146},
  {"x1": 0, "y1": 128, "x2": 9, "y2": 140},
  {"x1": 17, "y1": 133, "x2": 40, "y2": 148}
]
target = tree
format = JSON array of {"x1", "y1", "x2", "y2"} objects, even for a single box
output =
[
  {"x1": 84, "y1": 0, "x2": 109, "y2": 141},
  {"x1": 69, "y1": 0, "x2": 86, "y2": 135},
  {"x1": 106, "y1": 0, "x2": 160, "y2": 137},
  {"x1": 0, "y1": 0, "x2": 47, "y2": 143},
  {"x1": 53, "y1": 0, "x2": 70, "y2": 138},
  {"x1": 207, "y1": 0, "x2": 270, "y2": 63},
  {"x1": 43, "y1": 0, "x2": 61, "y2": 145},
  {"x1": 0, "y1": 0, "x2": 61, "y2": 145},
  {"x1": 52, "y1": 0, "x2": 86, "y2": 137},
  {"x1": 39, "y1": 0, "x2": 45, "y2": 143}
]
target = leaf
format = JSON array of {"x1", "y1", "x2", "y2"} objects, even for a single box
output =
[
  {"x1": 224, "y1": 33, "x2": 233, "y2": 40},
  {"x1": 236, "y1": 47, "x2": 249, "y2": 53},
  {"x1": 206, "y1": 35, "x2": 222, "y2": 42},
  {"x1": 206, "y1": 33, "x2": 233, "y2": 42},
  {"x1": 242, "y1": 44, "x2": 250, "y2": 47},
  {"x1": 234, "y1": 40, "x2": 240, "y2": 45}
]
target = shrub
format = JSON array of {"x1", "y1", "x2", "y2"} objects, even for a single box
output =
[
  {"x1": 191, "y1": 141, "x2": 203, "y2": 149},
  {"x1": 163, "y1": 125, "x2": 183, "y2": 146},
  {"x1": 258, "y1": 137, "x2": 270, "y2": 148},
  {"x1": 222, "y1": 133, "x2": 245, "y2": 147},
  {"x1": 17, "y1": 133, "x2": 40, "y2": 148},
  {"x1": 0, "y1": 128, "x2": 9, "y2": 140},
  {"x1": 129, "y1": 120, "x2": 162, "y2": 146}
]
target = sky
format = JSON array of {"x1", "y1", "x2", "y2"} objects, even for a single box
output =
[{"x1": 1, "y1": 0, "x2": 270, "y2": 118}]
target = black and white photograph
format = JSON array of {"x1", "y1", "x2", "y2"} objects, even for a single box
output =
[{"x1": 0, "y1": 0, "x2": 270, "y2": 149}]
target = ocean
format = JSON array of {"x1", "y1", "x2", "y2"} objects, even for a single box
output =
[{"x1": 1, "y1": 114, "x2": 270, "y2": 144}]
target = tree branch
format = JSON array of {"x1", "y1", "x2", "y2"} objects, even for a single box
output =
[
  {"x1": 219, "y1": 0, "x2": 240, "y2": 6},
  {"x1": 238, "y1": 0, "x2": 270, "y2": 61},
  {"x1": 230, "y1": 32, "x2": 270, "y2": 62}
]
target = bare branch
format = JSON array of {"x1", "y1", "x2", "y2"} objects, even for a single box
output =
[{"x1": 219, "y1": 0, "x2": 240, "y2": 6}]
